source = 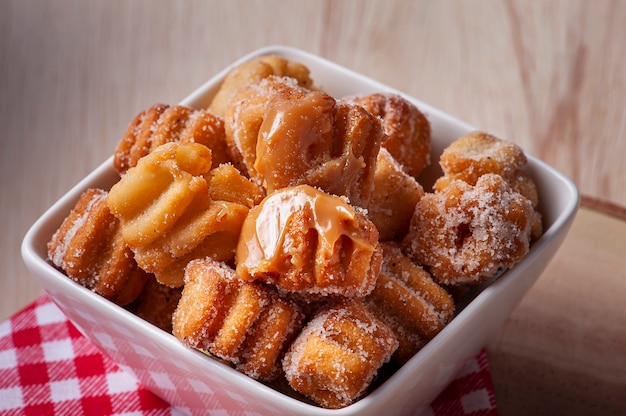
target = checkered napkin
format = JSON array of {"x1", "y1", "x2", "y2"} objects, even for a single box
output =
[{"x1": 0, "y1": 295, "x2": 497, "y2": 415}]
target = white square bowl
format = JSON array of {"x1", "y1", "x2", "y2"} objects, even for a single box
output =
[{"x1": 22, "y1": 45, "x2": 579, "y2": 415}]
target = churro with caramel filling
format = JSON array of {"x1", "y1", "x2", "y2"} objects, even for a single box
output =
[
  {"x1": 236, "y1": 185, "x2": 381, "y2": 298},
  {"x1": 255, "y1": 89, "x2": 384, "y2": 208}
]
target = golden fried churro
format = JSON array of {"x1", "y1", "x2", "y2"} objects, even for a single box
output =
[
  {"x1": 209, "y1": 55, "x2": 314, "y2": 118},
  {"x1": 131, "y1": 276, "x2": 182, "y2": 333},
  {"x1": 282, "y1": 299, "x2": 398, "y2": 409},
  {"x1": 172, "y1": 258, "x2": 303, "y2": 381},
  {"x1": 345, "y1": 92, "x2": 431, "y2": 178},
  {"x1": 368, "y1": 148, "x2": 425, "y2": 241},
  {"x1": 404, "y1": 174, "x2": 534, "y2": 285},
  {"x1": 48, "y1": 188, "x2": 149, "y2": 305},
  {"x1": 434, "y1": 131, "x2": 543, "y2": 240},
  {"x1": 365, "y1": 243, "x2": 454, "y2": 363},
  {"x1": 107, "y1": 142, "x2": 251, "y2": 287},
  {"x1": 113, "y1": 104, "x2": 230, "y2": 174}
]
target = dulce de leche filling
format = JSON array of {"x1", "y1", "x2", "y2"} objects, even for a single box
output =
[
  {"x1": 254, "y1": 90, "x2": 335, "y2": 193},
  {"x1": 236, "y1": 184, "x2": 380, "y2": 297}
]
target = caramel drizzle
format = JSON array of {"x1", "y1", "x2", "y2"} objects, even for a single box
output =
[{"x1": 240, "y1": 185, "x2": 371, "y2": 274}]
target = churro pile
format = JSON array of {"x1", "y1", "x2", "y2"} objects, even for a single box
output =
[{"x1": 47, "y1": 55, "x2": 542, "y2": 409}]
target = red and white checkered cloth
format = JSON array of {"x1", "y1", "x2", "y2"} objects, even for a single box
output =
[{"x1": 0, "y1": 295, "x2": 497, "y2": 415}]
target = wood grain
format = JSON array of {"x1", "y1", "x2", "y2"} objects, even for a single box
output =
[
  {"x1": 487, "y1": 206, "x2": 626, "y2": 415},
  {"x1": 1, "y1": 1, "x2": 625, "y2": 414}
]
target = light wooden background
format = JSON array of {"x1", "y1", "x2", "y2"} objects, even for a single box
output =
[{"x1": 1, "y1": 1, "x2": 625, "y2": 415}]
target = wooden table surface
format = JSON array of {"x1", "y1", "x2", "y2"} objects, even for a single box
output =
[{"x1": 1, "y1": 1, "x2": 625, "y2": 414}]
